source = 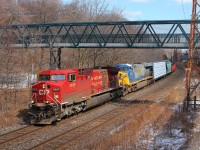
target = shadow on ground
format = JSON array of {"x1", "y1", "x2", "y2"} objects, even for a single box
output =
[
  {"x1": 16, "y1": 109, "x2": 32, "y2": 125},
  {"x1": 112, "y1": 98, "x2": 156, "y2": 105}
]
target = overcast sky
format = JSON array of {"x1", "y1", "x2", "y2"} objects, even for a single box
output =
[{"x1": 63, "y1": 0, "x2": 193, "y2": 21}]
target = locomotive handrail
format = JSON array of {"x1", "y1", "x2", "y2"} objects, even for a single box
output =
[{"x1": 47, "y1": 94, "x2": 60, "y2": 110}]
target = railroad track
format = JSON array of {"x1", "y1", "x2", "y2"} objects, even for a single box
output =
[
  {"x1": 31, "y1": 67, "x2": 185, "y2": 150},
  {"x1": 31, "y1": 104, "x2": 143, "y2": 150},
  {"x1": 0, "y1": 66, "x2": 184, "y2": 149},
  {"x1": 0, "y1": 126, "x2": 42, "y2": 145},
  {"x1": 0, "y1": 100, "x2": 121, "y2": 149},
  {"x1": 31, "y1": 90, "x2": 174, "y2": 150}
]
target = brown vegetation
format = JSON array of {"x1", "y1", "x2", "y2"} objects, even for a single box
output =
[
  {"x1": 0, "y1": 89, "x2": 30, "y2": 128},
  {"x1": 0, "y1": 0, "x2": 166, "y2": 127},
  {"x1": 89, "y1": 103, "x2": 173, "y2": 149}
]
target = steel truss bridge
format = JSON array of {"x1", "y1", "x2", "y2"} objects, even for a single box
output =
[
  {"x1": 1, "y1": 20, "x2": 199, "y2": 49},
  {"x1": 0, "y1": 20, "x2": 199, "y2": 69}
]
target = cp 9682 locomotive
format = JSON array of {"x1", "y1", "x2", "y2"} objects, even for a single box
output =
[{"x1": 29, "y1": 67, "x2": 121, "y2": 124}]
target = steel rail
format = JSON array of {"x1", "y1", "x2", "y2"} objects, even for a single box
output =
[
  {"x1": 0, "y1": 126, "x2": 42, "y2": 145},
  {"x1": 31, "y1": 67, "x2": 184, "y2": 150},
  {"x1": 0, "y1": 100, "x2": 120, "y2": 149}
]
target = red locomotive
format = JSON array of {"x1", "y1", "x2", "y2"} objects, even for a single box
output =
[{"x1": 29, "y1": 67, "x2": 121, "y2": 124}]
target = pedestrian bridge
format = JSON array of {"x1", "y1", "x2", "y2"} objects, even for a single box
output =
[{"x1": 0, "y1": 20, "x2": 197, "y2": 49}]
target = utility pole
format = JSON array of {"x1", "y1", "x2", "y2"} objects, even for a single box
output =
[{"x1": 185, "y1": 0, "x2": 200, "y2": 110}]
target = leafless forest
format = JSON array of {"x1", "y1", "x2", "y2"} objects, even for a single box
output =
[{"x1": 0, "y1": 0, "x2": 168, "y2": 127}]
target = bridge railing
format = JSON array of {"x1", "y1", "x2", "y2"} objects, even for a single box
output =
[
  {"x1": 0, "y1": 34, "x2": 191, "y2": 48},
  {"x1": 0, "y1": 20, "x2": 199, "y2": 48}
]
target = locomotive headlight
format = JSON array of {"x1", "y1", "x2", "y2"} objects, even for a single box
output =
[
  {"x1": 31, "y1": 100, "x2": 35, "y2": 104},
  {"x1": 53, "y1": 88, "x2": 60, "y2": 92},
  {"x1": 44, "y1": 100, "x2": 50, "y2": 104}
]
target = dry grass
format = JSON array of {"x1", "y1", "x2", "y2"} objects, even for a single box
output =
[
  {"x1": 86, "y1": 74, "x2": 187, "y2": 149},
  {"x1": 164, "y1": 86, "x2": 185, "y2": 104},
  {"x1": 88, "y1": 103, "x2": 173, "y2": 149},
  {"x1": 184, "y1": 88, "x2": 200, "y2": 149},
  {"x1": 0, "y1": 89, "x2": 31, "y2": 128}
]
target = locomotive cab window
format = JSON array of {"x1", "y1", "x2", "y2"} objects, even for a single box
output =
[
  {"x1": 52, "y1": 74, "x2": 66, "y2": 81},
  {"x1": 39, "y1": 75, "x2": 50, "y2": 81},
  {"x1": 78, "y1": 69, "x2": 85, "y2": 75},
  {"x1": 120, "y1": 68, "x2": 129, "y2": 71},
  {"x1": 68, "y1": 74, "x2": 76, "y2": 82}
]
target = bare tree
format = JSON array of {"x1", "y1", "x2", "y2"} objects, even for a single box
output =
[{"x1": 59, "y1": 0, "x2": 125, "y2": 68}]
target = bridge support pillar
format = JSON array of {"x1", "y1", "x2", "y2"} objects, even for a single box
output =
[
  {"x1": 57, "y1": 48, "x2": 61, "y2": 69},
  {"x1": 50, "y1": 46, "x2": 54, "y2": 70},
  {"x1": 49, "y1": 47, "x2": 62, "y2": 70}
]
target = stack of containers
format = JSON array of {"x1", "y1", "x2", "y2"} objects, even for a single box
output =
[
  {"x1": 153, "y1": 61, "x2": 167, "y2": 80},
  {"x1": 165, "y1": 60, "x2": 172, "y2": 74}
]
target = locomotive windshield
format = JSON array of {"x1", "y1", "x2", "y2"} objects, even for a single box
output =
[
  {"x1": 120, "y1": 68, "x2": 129, "y2": 71},
  {"x1": 52, "y1": 74, "x2": 66, "y2": 81},
  {"x1": 39, "y1": 75, "x2": 50, "y2": 81}
]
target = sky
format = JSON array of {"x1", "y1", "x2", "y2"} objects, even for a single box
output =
[{"x1": 63, "y1": 0, "x2": 193, "y2": 21}]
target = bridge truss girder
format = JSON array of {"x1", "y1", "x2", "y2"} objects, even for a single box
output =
[
  {"x1": 0, "y1": 20, "x2": 199, "y2": 49},
  {"x1": 0, "y1": 20, "x2": 200, "y2": 70}
]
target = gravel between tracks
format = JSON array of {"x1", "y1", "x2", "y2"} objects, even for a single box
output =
[
  {"x1": 0, "y1": 124, "x2": 28, "y2": 136},
  {"x1": 0, "y1": 102, "x2": 122, "y2": 150}
]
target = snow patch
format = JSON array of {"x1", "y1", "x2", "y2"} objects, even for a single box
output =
[
  {"x1": 150, "y1": 129, "x2": 187, "y2": 150},
  {"x1": 110, "y1": 121, "x2": 130, "y2": 135}
]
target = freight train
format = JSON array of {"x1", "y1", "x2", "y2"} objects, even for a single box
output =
[{"x1": 29, "y1": 60, "x2": 176, "y2": 124}]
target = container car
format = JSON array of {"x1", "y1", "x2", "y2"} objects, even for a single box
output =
[
  {"x1": 165, "y1": 60, "x2": 172, "y2": 74},
  {"x1": 152, "y1": 61, "x2": 167, "y2": 80},
  {"x1": 144, "y1": 61, "x2": 168, "y2": 80}
]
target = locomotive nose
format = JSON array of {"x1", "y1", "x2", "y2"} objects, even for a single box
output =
[
  {"x1": 32, "y1": 83, "x2": 51, "y2": 103},
  {"x1": 32, "y1": 82, "x2": 61, "y2": 104}
]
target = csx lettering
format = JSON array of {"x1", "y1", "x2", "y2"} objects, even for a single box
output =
[{"x1": 39, "y1": 90, "x2": 50, "y2": 95}]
